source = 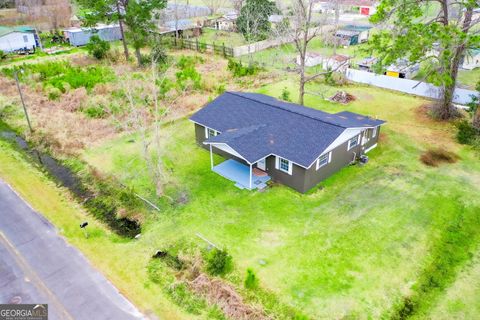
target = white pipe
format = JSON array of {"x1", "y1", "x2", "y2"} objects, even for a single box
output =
[{"x1": 209, "y1": 144, "x2": 213, "y2": 169}]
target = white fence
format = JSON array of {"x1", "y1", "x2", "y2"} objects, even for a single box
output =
[
  {"x1": 233, "y1": 26, "x2": 334, "y2": 57},
  {"x1": 345, "y1": 68, "x2": 479, "y2": 105}
]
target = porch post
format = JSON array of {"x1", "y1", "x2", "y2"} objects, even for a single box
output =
[
  {"x1": 249, "y1": 164, "x2": 252, "y2": 189},
  {"x1": 210, "y1": 144, "x2": 213, "y2": 169}
]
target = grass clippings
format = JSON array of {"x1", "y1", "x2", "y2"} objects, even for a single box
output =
[{"x1": 420, "y1": 148, "x2": 459, "y2": 167}]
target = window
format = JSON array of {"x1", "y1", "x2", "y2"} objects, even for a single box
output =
[
  {"x1": 316, "y1": 152, "x2": 331, "y2": 170},
  {"x1": 205, "y1": 127, "x2": 218, "y2": 139},
  {"x1": 372, "y1": 127, "x2": 377, "y2": 138},
  {"x1": 348, "y1": 136, "x2": 359, "y2": 150},
  {"x1": 276, "y1": 156, "x2": 292, "y2": 175},
  {"x1": 23, "y1": 35, "x2": 28, "y2": 43}
]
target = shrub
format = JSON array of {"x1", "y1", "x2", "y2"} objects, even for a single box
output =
[
  {"x1": 204, "y1": 248, "x2": 232, "y2": 276},
  {"x1": 227, "y1": 59, "x2": 259, "y2": 77},
  {"x1": 0, "y1": 50, "x2": 7, "y2": 60},
  {"x1": 150, "y1": 43, "x2": 168, "y2": 65},
  {"x1": 244, "y1": 268, "x2": 258, "y2": 289},
  {"x1": 45, "y1": 86, "x2": 62, "y2": 100},
  {"x1": 456, "y1": 120, "x2": 479, "y2": 144},
  {"x1": 420, "y1": 148, "x2": 458, "y2": 167},
  {"x1": 83, "y1": 105, "x2": 107, "y2": 119},
  {"x1": 280, "y1": 87, "x2": 291, "y2": 101},
  {"x1": 86, "y1": 35, "x2": 110, "y2": 60},
  {"x1": 216, "y1": 84, "x2": 226, "y2": 95},
  {"x1": 176, "y1": 56, "x2": 202, "y2": 91}
]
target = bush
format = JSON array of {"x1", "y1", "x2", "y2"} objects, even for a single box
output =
[
  {"x1": 0, "y1": 50, "x2": 7, "y2": 60},
  {"x1": 280, "y1": 87, "x2": 291, "y2": 101},
  {"x1": 86, "y1": 35, "x2": 110, "y2": 60},
  {"x1": 244, "y1": 268, "x2": 258, "y2": 289},
  {"x1": 45, "y1": 86, "x2": 62, "y2": 100},
  {"x1": 176, "y1": 56, "x2": 202, "y2": 90},
  {"x1": 150, "y1": 43, "x2": 168, "y2": 65},
  {"x1": 456, "y1": 120, "x2": 479, "y2": 144},
  {"x1": 227, "y1": 59, "x2": 260, "y2": 77},
  {"x1": 204, "y1": 248, "x2": 232, "y2": 276},
  {"x1": 83, "y1": 105, "x2": 107, "y2": 119}
]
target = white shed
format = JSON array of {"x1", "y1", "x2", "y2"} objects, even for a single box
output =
[
  {"x1": 296, "y1": 52, "x2": 323, "y2": 67},
  {"x1": 0, "y1": 27, "x2": 36, "y2": 52}
]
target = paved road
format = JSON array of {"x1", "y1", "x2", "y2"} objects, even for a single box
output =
[{"x1": 0, "y1": 179, "x2": 145, "y2": 320}]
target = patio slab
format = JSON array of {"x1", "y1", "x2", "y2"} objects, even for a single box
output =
[{"x1": 213, "y1": 159, "x2": 270, "y2": 190}]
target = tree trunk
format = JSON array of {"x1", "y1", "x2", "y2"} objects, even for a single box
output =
[
  {"x1": 135, "y1": 47, "x2": 142, "y2": 66},
  {"x1": 117, "y1": 1, "x2": 129, "y2": 60},
  {"x1": 437, "y1": 6, "x2": 473, "y2": 119},
  {"x1": 299, "y1": 71, "x2": 305, "y2": 105},
  {"x1": 473, "y1": 107, "x2": 480, "y2": 130}
]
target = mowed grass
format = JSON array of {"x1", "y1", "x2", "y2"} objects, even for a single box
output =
[
  {"x1": 0, "y1": 136, "x2": 193, "y2": 320},
  {"x1": 197, "y1": 29, "x2": 247, "y2": 47},
  {"x1": 457, "y1": 68, "x2": 480, "y2": 89},
  {"x1": 83, "y1": 80, "x2": 480, "y2": 318}
]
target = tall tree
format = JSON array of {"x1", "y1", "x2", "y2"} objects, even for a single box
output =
[
  {"x1": 76, "y1": 0, "x2": 167, "y2": 65},
  {"x1": 369, "y1": 0, "x2": 480, "y2": 119},
  {"x1": 473, "y1": 81, "x2": 480, "y2": 130},
  {"x1": 236, "y1": 0, "x2": 278, "y2": 41},
  {"x1": 273, "y1": 0, "x2": 339, "y2": 105}
]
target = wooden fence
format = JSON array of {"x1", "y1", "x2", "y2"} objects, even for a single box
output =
[{"x1": 158, "y1": 36, "x2": 234, "y2": 57}]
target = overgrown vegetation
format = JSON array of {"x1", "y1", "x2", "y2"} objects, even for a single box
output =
[
  {"x1": 227, "y1": 59, "x2": 260, "y2": 77},
  {"x1": 204, "y1": 248, "x2": 233, "y2": 276},
  {"x1": 2, "y1": 61, "x2": 114, "y2": 94},
  {"x1": 86, "y1": 35, "x2": 111, "y2": 60}
]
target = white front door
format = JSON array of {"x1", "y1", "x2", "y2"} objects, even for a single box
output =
[{"x1": 257, "y1": 158, "x2": 266, "y2": 170}]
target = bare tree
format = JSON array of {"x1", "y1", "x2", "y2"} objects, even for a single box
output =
[
  {"x1": 115, "y1": 61, "x2": 181, "y2": 197},
  {"x1": 273, "y1": 0, "x2": 340, "y2": 105}
]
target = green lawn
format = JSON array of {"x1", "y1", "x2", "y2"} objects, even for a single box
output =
[
  {"x1": 83, "y1": 79, "x2": 480, "y2": 319},
  {"x1": 197, "y1": 29, "x2": 247, "y2": 47},
  {"x1": 457, "y1": 68, "x2": 480, "y2": 89}
]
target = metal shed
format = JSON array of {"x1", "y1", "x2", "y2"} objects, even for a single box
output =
[{"x1": 63, "y1": 24, "x2": 122, "y2": 47}]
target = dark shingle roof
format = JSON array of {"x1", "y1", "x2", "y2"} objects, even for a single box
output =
[{"x1": 190, "y1": 92, "x2": 385, "y2": 167}]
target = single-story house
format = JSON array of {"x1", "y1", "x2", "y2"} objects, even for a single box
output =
[
  {"x1": 190, "y1": 92, "x2": 385, "y2": 193},
  {"x1": 322, "y1": 54, "x2": 351, "y2": 72},
  {"x1": 296, "y1": 52, "x2": 323, "y2": 67},
  {"x1": 212, "y1": 12, "x2": 238, "y2": 31},
  {"x1": 342, "y1": 24, "x2": 371, "y2": 43},
  {"x1": 461, "y1": 49, "x2": 480, "y2": 70},
  {"x1": 0, "y1": 26, "x2": 36, "y2": 52},
  {"x1": 63, "y1": 24, "x2": 122, "y2": 46},
  {"x1": 340, "y1": 0, "x2": 378, "y2": 15},
  {"x1": 335, "y1": 29, "x2": 361, "y2": 46}
]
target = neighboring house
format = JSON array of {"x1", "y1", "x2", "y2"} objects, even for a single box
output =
[
  {"x1": 313, "y1": 0, "x2": 377, "y2": 15},
  {"x1": 63, "y1": 24, "x2": 122, "y2": 47},
  {"x1": 335, "y1": 29, "x2": 361, "y2": 46},
  {"x1": 296, "y1": 52, "x2": 323, "y2": 67},
  {"x1": 461, "y1": 49, "x2": 480, "y2": 70},
  {"x1": 322, "y1": 54, "x2": 351, "y2": 72},
  {"x1": 357, "y1": 56, "x2": 377, "y2": 72},
  {"x1": 212, "y1": 12, "x2": 238, "y2": 31},
  {"x1": 0, "y1": 26, "x2": 36, "y2": 52},
  {"x1": 268, "y1": 15, "x2": 285, "y2": 28},
  {"x1": 342, "y1": 25, "x2": 371, "y2": 43},
  {"x1": 385, "y1": 59, "x2": 420, "y2": 79},
  {"x1": 190, "y1": 92, "x2": 385, "y2": 193}
]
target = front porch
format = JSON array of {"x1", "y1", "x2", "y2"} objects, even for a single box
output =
[{"x1": 213, "y1": 159, "x2": 270, "y2": 190}]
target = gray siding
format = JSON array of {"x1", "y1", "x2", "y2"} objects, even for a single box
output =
[{"x1": 194, "y1": 122, "x2": 381, "y2": 193}]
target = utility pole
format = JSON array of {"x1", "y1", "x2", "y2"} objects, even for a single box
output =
[{"x1": 13, "y1": 70, "x2": 33, "y2": 134}]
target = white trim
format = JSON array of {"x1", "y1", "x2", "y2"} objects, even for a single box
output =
[
  {"x1": 316, "y1": 151, "x2": 331, "y2": 170},
  {"x1": 204, "y1": 142, "x2": 249, "y2": 162},
  {"x1": 205, "y1": 126, "x2": 219, "y2": 139},
  {"x1": 348, "y1": 135, "x2": 360, "y2": 150},
  {"x1": 364, "y1": 143, "x2": 377, "y2": 153},
  {"x1": 276, "y1": 156, "x2": 293, "y2": 175},
  {"x1": 257, "y1": 157, "x2": 266, "y2": 170},
  {"x1": 372, "y1": 126, "x2": 377, "y2": 138}
]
